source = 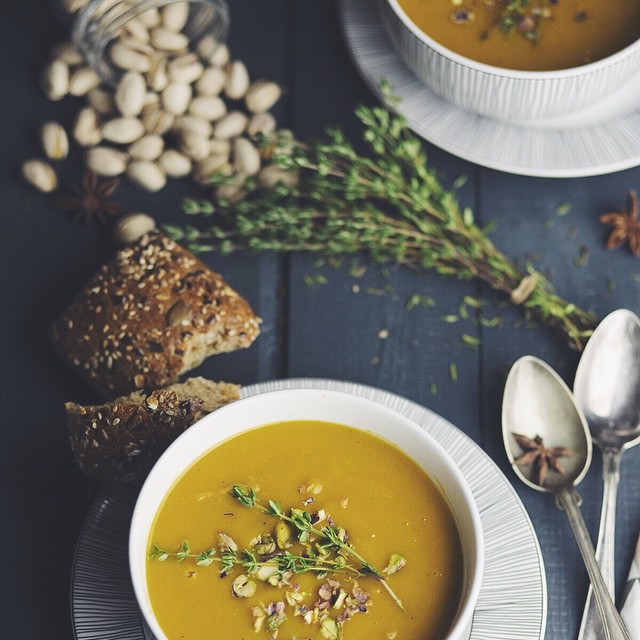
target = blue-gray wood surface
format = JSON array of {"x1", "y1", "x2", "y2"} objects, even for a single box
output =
[{"x1": 1, "y1": 1, "x2": 639, "y2": 638}]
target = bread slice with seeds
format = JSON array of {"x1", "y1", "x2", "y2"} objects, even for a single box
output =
[
  {"x1": 65, "y1": 377, "x2": 240, "y2": 483},
  {"x1": 49, "y1": 230, "x2": 260, "y2": 399}
]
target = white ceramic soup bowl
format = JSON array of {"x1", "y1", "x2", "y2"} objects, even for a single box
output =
[
  {"x1": 129, "y1": 388, "x2": 484, "y2": 640},
  {"x1": 379, "y1": 0, "x2": 640, "y2": 125}
]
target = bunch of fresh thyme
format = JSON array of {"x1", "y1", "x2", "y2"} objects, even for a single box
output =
[{"x1": 164, "y1": 95, "x2": 596, "y2": 350}]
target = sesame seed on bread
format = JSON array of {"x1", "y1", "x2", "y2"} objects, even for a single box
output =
[
  {"x1": 65, "y1": 377, "x2": 240, "y2": 483},
  {"x1": 49, "y1": 231, "x2": 260, "y2": 399}
]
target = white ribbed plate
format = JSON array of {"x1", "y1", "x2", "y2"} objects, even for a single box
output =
[
  {"x1": 71, "y1": 378, "x2": 546, "y2": 640},
  {"x1": 341, "y1": 0, "x2": 640, "y2": 178}
]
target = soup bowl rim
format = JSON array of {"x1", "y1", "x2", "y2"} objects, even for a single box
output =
[
  {"x1": 385, "y1": 0, "x2": 640, "y2": 78},
  {"x1": 129, "y1": 387, "x2": 485, "y2": 640}
]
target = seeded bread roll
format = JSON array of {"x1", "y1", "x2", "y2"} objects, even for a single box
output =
[
  {"x1": 65, "y1": 377, "x2": 240, "y2": 483},
  {"x1": 49, "y1": 231, "x2": 260, "y2": 399}
]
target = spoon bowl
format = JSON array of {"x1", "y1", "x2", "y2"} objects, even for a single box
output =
[
  {"x1": 502, "y1": 355, "x2": 631, "y2": 640},
  {"x1": 502, "y1": 355, "x2": 591, "y2": 492},
  {"x1": 575, "y1": 308, "x2": 640, "y2": 449},
  {"x1": 574, "y1": 308, "x2": 640, "y2": 640}
]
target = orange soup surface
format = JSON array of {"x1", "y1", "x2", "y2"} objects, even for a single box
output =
[
  {"x1": 397, "y1": 0, "x2": 640, "y2": 70},
  {"x1": 147, "y1": 420, "x2": 464, "y2": 640}
]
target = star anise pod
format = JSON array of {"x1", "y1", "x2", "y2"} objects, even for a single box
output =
[
  {"x1": 600, "y1": 189, "x2": 640, "y2": 256},
  {"x1": 512, "y1": 433, "x2": 574, "y2": 486},
  {"x1": 56, "y1": 170, "x2": 121, "y2": 224}
]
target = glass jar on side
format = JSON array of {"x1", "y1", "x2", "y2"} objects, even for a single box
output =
[{"x1": 72, "y1": 0, "x2": 229, "y2": 86}]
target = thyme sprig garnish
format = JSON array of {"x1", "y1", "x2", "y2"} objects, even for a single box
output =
[
  {"x1": 230, "y1": 485, "x2": 404, "y2": 611},
  {"x1": 148, "y1": 541, "x2": 363, "y2": 578},
  {"x1": 165, "y1": 93, "x2": 596, "y2": 350}
]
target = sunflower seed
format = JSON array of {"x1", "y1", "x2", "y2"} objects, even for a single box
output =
[
  {"x1": 87, "y1": 87, "x2": 116, "y2": 115},
  {"x1": 102, "y1": 117, "x2": 145, "y2": 144},
  {"x1": 112, "y1": 212, "x2": 157, "y2": 246},
  {"x1": 137, "y1": 7, "x2": 161, "y2": 28},
  {"x1": 188, "y1": 95, "x2": 226, "y2": 121},
  {"x1": 74, "y1": 107, "x2": 103, "y2": 146},
  {"x1": 245, "y1": 81, "x2": 282, "y2": 114},
  {"x1": 258, "y1": 164, "x2": 299, "y2": 189},
  {"x1": 158, "y1": 149, "x2": 192, "y2": 177},
  {"x1": 151, "y1": 27, "x2": 190, "y2": 52},
  {"x1": 86, "y1": 147, "x2": 129, "y2": 176},
  {"x1": 168, "y1": 53, "x2": 204, "y2": 84},
  {"x1": 215, "y1": 172, "x2": 246, "y2": 201},
  {"x1": 109, "y1": 40, "x2": 152, "y2": 73},
  {"x1": 193, "y1": 153, "x2": 230, "y2": 184},
  {"x1": 41, "y1": 59, "x2": 69, "y2": 101},
  {"x1": 196, "y1": 35, "x2": 219, "y2": 60},
  {"x1": 115, "y1": 71, "x2": 146, "y2": 116},
  {"x1": 22, "y1": 159, "x2": 58, "y2": 192},
  {"x1": 195, "y1": 66, "x2": 226, "y2": 96},
  {"x1": 146, "y1": 55, "x2": 169, "y2": 92},
  {"x1": 143, "y1": 90, "x2": 160, "y2": 108},
  {"x1": 213, "y1": 111, "x2": 248, "y2": 139},
  {"x1": 178, "y1": 131, "x2": 210, "y2": 161},
  {"x1": 233, "y1": 137, "x2": 260, "y2": 176},
  {"x1": 141, "y1": 106, "x2": 175, "y2": 135},
  {"x1": 209, "y1": 138, "x2": 231, "y2": 156},
  {"x1": 122, "y1": 17, "x2": 150, "y2": 42},
  {"x1": 173, "y1": 114, "x2": 213, "y2": 137},
  {"x1": 126, "y1": 160, "x2": 167, "y2": 192},
  {"x1": 41, "y1": 121, "x2": 69, "y2": 160},
  {"x1": 162, "y1": 2, "x2": 190, "y2": 32},
  {"x1": 161, "y1": 82, "x2": 192, "y2": 115},
  {"x1": 209, "y1": 43, "x2": 229, "y2": 67},
  {"x1": 128, "y1": 134, "x2": 164, "y2": 161},
  {"x1": 69, "y1": 67, "x2": 101, "y2": 96},
  {"x1": 224, "y1": 60, "x2": 250, "y2": 99},
  {"x1": 247, "y1": 112, "x2": 276, "y2": 137}
]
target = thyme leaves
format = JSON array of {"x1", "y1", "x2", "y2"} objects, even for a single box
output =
[
  {"x1": 166, "y1": 98, "x2": 595, "y2": 350},
  {"x1": 230, "y1": 485, "x2": 405, "y2": 611},
  {"x1": 150, "y1": 485, "x2": 406, "y2": 614}
]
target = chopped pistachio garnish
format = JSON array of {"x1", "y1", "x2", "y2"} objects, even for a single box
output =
[
  {"x1": 449, "y1": 0, "x2": 588, "y2": 43},
  {"x1": 230, "y1": 486, "x2": 405, "y2": 611},
  {"x1": 321, "y1": 618, "x2": 342, "y2": 639},
  {"x1": 251, "y1": 533, "x2": 277, "y2": 555},
  {"x1": 265, "y1": 601, "x2": 287, "y2": 634},
  {"x1": 232, "y1": 574, "x2": 257, "y2": 598},
  {"x1": 384, "y1": 554, "x2": 407, "y2": 575},
  {"x1": 450, "y1": 7, "x2": 475, "y2": 24},
  {"x1": 151, "y1": 485, "x2": 407, "y2": 637},
  {"x1": 275, "y1": 520, "x2": 293, "y2": 549}
]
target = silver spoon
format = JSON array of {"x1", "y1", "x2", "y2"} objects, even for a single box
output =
[
  {"x1": 502, "y1": 355, "x2": 631, "y2": 640},
  {"x1": 574, "y1": 309, "x2": 640, "y2": 640}
]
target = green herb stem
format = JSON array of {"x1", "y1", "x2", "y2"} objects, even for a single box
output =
[
  {"x1": 166, "y1": 94, "x2": 596, "y2": 350},
  {"x1": 149, "y1": 544, "x2": 363, "y2": 578},
  {"x1": 231, "y1": 486, "x2": 405, "y2": 611}
]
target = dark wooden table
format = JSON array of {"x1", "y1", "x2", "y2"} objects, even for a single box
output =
[{"x1": 2, "y1": 1, "x2": 639, "y2": 638}]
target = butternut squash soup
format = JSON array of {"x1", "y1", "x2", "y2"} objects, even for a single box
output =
[
  {"x1": 147, "y1": 420, "x2": 464, "y2": 640},
  {"x1": 397, "y1": 0, "x2": 640, "y2": 71}
]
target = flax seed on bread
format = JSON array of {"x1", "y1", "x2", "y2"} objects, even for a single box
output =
[
  {"x1": 49, "y1": 231, "x2": 260, "y2": 399},
  {"x1": 65, "y1": 377, "x2": 240, "y2": 483}
]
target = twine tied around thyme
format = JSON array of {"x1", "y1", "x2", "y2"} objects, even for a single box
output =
[{"x1": 510, "y1": 273, "x2": 540, "y2": 305}]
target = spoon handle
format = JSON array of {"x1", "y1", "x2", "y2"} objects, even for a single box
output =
[
  {"x1": 555, "y1": 487, "x2": 630, "y2": 640},
  {"x1": 577, "y1": 448, "x2": 622, "y2": 640}
]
